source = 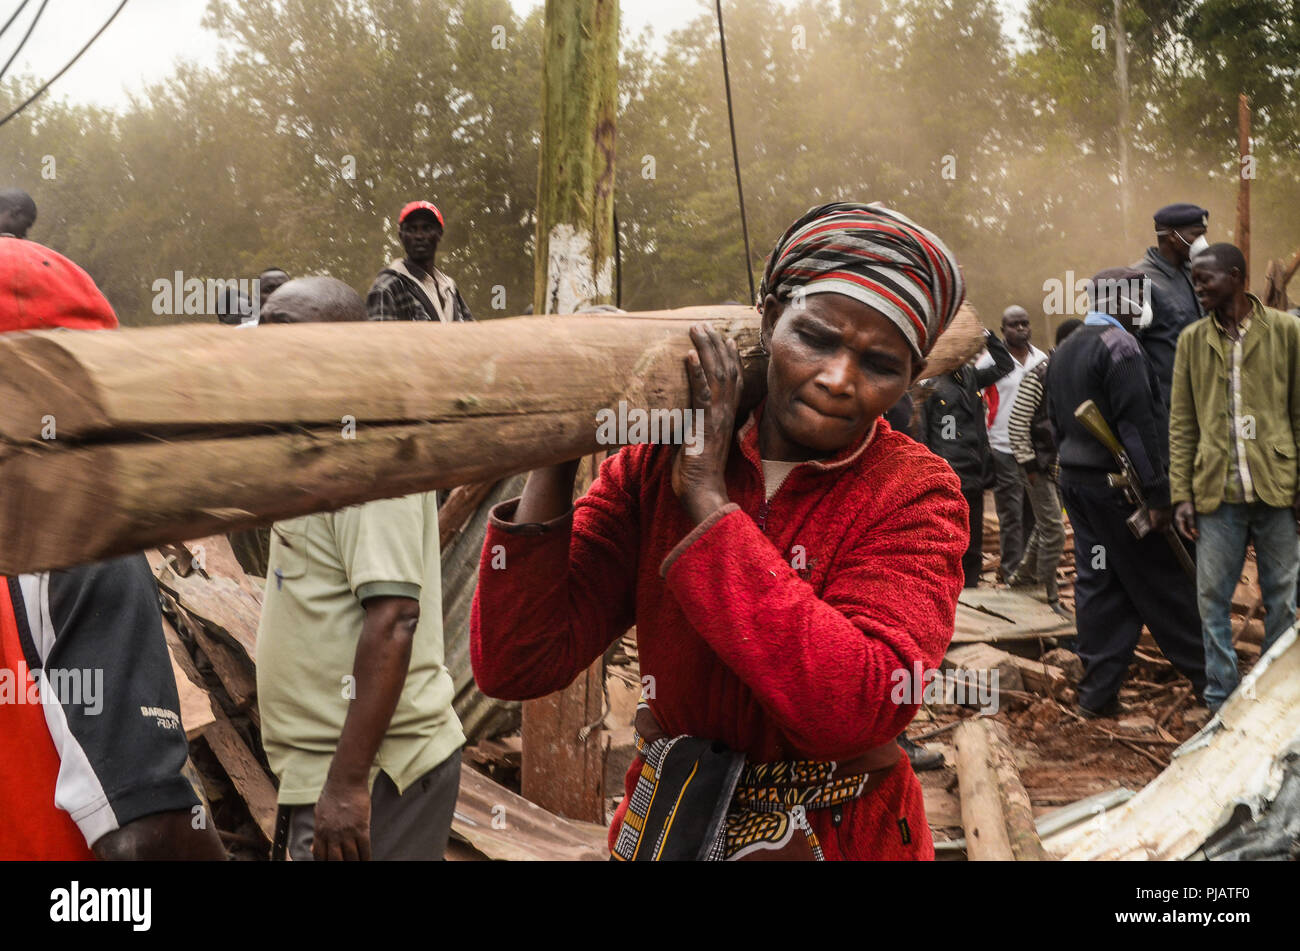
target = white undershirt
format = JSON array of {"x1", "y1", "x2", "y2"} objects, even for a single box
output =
[{"x1": 761, "y1": 460, "x2": 800, "y2": 501}]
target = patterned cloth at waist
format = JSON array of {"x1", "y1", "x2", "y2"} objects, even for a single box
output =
[{"x1": 613, "y1": 704, "x2": 899, "y2": 861}]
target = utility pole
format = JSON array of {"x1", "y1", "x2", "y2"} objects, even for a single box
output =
[
  {"x1": 532, "y1": 0, "x2": 619, "y2": 315},
  {"x1": 1236, "y1": 93, "x2": 1251, "y2": 284},
  {"x1": 1113, "y1": 0, "x2": 1132, "y2": 249},
  {"x1": 521, "y1": 0, "x2": 620, "y2": 823}
]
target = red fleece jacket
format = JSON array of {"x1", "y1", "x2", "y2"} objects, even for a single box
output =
[{"x1": 471, "y1": 404, "x2": 968, "y2": 860}]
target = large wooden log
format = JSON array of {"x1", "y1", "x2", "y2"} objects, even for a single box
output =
[
  {"x1": 0, "y1": 308, "x2": 757, "y2": 440},
  {"x1": 0, "y1": 308, "x2": 756, "y2": 573},
  {"x1": 0, "y1": 303, "x2": 981, "y2": 574},
  {"x1": 954, "y1": 718, "x2": 1047, "y2": 861}
]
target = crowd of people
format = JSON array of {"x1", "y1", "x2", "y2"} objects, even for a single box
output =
[
  {"x1": 2, "y1": 186, "x2": 1297, "y2": 862},
  {"x1": 909, "y1": 201, "x2": 1299, "y2": 721}
]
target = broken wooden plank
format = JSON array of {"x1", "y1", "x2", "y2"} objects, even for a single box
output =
[
  {"x1": 943, "y1": 643, "x2": 1025, "y2": 693},
  {"x1": 161, "y1": 617, "x2": 217, "y2": 740},
  {"x1": 160, "y1": 589, "x2": 257, "y2": 717},
  {"x1": 521, "y1": 659, "x2": 608, "y2": 823},
  {"x1": 154, "y1": 561, "x2": 260, "y2": 663},
  {"x1": 952, "y1": 602, "x2": 1014, "y2": 643},
  {"x1": 201, "y1": 711, "x2": 278, "y2": 844},
  {"x1": 944, "y1": 643, "x2": 1067, "y2": 696},
  {"x1": 958, "y1": 588, "x2": 1075, "y2": 635},
  {"x1": 438, "y1": 480, "x2": 498, "y2": 550},
  {"x1": 954, "y1": 718, "x2": 1047, "y2": 861}
]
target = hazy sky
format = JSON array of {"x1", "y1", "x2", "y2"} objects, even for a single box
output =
[{"x1": 1, "y1": 0, "x2": 1029, "y2": 111}]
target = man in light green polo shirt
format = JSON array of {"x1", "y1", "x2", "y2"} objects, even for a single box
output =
[{"x1": 255, "y1": 277, "x2": 465, "y2": 860}]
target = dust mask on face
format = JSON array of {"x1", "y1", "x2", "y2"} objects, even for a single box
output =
[
  {"x1": 1120, "y1": 296, "x2": 1154, "y2": 330},
  {"x1": 1168, "y1": 229, "x2": 1210, "y2": 258}
]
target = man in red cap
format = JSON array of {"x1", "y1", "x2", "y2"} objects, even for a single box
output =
[
  {"x1": 366, "y1": 200, "x2": 473, "y2": 323},
  {"x1": 0, "y1": 236, "x2": 225, "y2": 859}
]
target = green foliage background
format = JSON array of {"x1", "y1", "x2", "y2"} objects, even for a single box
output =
[{"x1": 4, "y1": 0, "x2": 1300, "y2": 336}]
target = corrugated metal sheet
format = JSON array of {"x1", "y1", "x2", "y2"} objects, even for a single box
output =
[
  {"x1": 452, "y1": 763, "x2": 608, "y2": 860},
  {"x1": 441, "y1": 475, "x2": 526, "y2": 741}
]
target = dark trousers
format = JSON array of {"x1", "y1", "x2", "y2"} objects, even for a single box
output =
[
  {"x1": 286, "y1": 750, "x2": 462, "y2": 861},
  {"x1": 961, "y1": 487, "x2": 984, "y2": 588},
  {"x1": 1060, "y1": 478, "x2": 1206, "y2": 711},
  {"x1": 991, "y1": 450, "x2": 1035, "y2": 576}
]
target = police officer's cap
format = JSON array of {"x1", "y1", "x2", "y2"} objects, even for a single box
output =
[{"x1": 1153, "y1": 203, "x2": 1208, "y2": 229}]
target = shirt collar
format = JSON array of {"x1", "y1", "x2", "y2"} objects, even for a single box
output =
[
  {"x1": 1084, "y1": 311, "x2": 1124, "y2": 330},
  {"x1": 1211, "y1": 295, "x2": 1260, "y2": 338},
  {"x1": 1143, "y1": 246, "x2": 1189, "y2": 278}
]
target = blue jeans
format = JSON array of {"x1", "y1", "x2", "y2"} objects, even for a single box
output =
[{"x1": 1196, "y1": 503, "x2": 1300, "y2": 710}]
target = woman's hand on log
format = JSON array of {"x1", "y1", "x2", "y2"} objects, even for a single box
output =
[{"x1": 673, "y1": 323, "x2": 742, "y2": 524}]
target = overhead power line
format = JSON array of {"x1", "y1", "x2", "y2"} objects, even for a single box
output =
[
  {"x1": 0, "y1": 1, "x2": 34, "y2": 42},
  {"x1": 0, "y1": 0, "x2": 50, "y2": 83},
  {"x1": 0, "y1": 0, "x2": 130, "y2": 130},
  {"x1": 715, "y1": 0, "x2": 755, "y2": 306}
]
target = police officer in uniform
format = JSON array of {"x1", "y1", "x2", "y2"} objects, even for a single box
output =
[
  {"x1": 1133, "y1": 202, "x2": 1209, "y2": 422},
  {"x1": 1045, "y1": 267, "x2": 1206, "y2": 717}
]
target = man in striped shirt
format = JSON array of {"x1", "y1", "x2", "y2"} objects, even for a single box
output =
[{"x1": 977, "y1": 307, "x2": 1047, "y2": 580}]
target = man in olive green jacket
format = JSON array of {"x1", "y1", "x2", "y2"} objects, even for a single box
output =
[{"x1": 1170, "y1": 242, "x2": 1300, "y2": 711}]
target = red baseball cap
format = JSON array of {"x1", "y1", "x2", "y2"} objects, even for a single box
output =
[
  {"x1": 0, "y1": 238, "x2": 117, "y2": 333},
  {"x1": 399, "y1": 200, "x2": 444, "y2": 228}
]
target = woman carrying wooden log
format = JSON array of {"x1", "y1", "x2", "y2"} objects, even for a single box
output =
[{"x1": 471, "y1": 202, "x2": 968, "y2": 860}]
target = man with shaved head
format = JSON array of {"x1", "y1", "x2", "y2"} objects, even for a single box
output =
[
  {"x1": 257, "y1": 275, "x2": 366, "y2": 324},
  {"x1": 0, "y1": 188, "x2": 37, "y2": 239},
  {"x1": 976, "y1": 304, "x2": 1047, "y2": 580},
  {"x1": 1172, "y1": 242, "x2": 1300, "y2": 711},
  {"x1": 256, "y1": 277, "x2": 465, "y2": 861}
]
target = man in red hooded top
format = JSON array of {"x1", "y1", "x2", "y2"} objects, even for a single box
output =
[{"x1": 0, "y1": 235, "x2": 225, "y2": 859}]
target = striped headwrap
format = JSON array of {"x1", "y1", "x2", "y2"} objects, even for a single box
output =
[{"x1": 758, "y1": 202, "x2": 965, "y2": 359}]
